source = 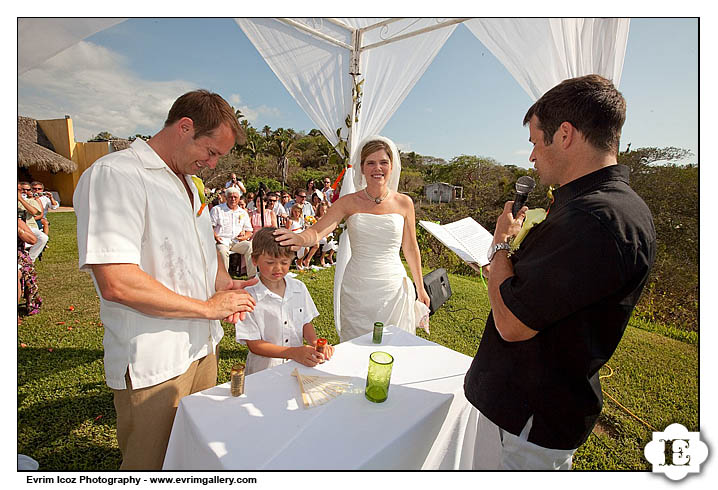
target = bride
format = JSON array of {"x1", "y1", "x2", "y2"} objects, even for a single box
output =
[{"x1": 274, "y1": 135, "x2": 430, "y2": 341}]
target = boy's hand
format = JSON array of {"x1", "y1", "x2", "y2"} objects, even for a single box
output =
[
  {"x1": 291, "y1": 345, "x2": 323, "y2": 367},
  {"x1": 321, "y1": 343, "x2": 335, "y2": 362}
]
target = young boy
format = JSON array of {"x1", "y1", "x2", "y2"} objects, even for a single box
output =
[{"x1": 235, "y1": 227, "x2": 335, "y2": 375}]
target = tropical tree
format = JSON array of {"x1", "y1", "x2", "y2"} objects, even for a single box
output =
[
  {"x1": 241, "y1": 127, "x2": 265, "y2": 172},
  {"x1": 268, "y1": 128, "x2": 296, "y2": 188},
  {"x1": 89, "y1": 131, "x2": 115, "y2": 141}
]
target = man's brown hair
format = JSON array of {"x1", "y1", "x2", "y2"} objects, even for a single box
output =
[
  {"x1": 251, "y1": 227, "x2": 295, "y2": 260},
  {"x1": 523, "y1": 74, "x2": 626, "y2": 155},
  {"x1": 165, "y1": 89, "x2": 246, "y2": 144}
]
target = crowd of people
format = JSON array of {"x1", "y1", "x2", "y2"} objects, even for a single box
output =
[
  {"x1": 17, "y1": 180, "x2": 59, "y2": 321},
  {"x1": 207, "y1": 174, "x2": 340, "y2": 275}
]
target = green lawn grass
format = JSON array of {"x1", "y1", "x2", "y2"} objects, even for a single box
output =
[{"x1": 17, "y1": 212, "x2": 698, "y2": 471}]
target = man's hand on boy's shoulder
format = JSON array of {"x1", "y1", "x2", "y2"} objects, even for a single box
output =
[{"x1": 219, "y1": 277, "x2": 259, "y2": 323}]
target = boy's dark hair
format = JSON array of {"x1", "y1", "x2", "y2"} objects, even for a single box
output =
[
  {"x1": 251, "y1": 227, "x2": 295, "y2": 260},
  {"x1": 523, "y1": 74, "x2": 626, "y2": 155}
]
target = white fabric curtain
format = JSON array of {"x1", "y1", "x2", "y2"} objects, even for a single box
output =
[
  {"x1": 238, "y1": 18, "x2": 457, "y2": 335},
  {"x1": 463, "y1": 18, "x2": 630, "y2": 100},
  {"x1": 331, "y1": 19, "x2": 457, "y2": 337},
  {"x1": 235, "y1": 18, "x2": 354, "y2": 149},
  {"x1": 18, "y1": 18, "x2": 128, "y2": 75}
]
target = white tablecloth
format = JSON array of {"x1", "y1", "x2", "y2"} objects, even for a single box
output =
[{"x1": 163, "y1": 327, "x2": 478, "y2": 470}]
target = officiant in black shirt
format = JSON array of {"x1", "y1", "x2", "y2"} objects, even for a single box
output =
[{"x1": 465, "y1": 75, "x2": 656, "y2": 470}]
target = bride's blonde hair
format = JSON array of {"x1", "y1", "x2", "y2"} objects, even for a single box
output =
[{"x1": 360, "y1": 140, "x2": 393, "y2": 168}]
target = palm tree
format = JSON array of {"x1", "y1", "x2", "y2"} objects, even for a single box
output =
[
  {"x1": 262, "y1": 125, "x2": 272, "y2": 140},
  {"x1": 269, "y1": 129, "x2": 295, "y2": 188},
  {"x1": 241, "y1": 128, "x2": 265, "y2": 173}
]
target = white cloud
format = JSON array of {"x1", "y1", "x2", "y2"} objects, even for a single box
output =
[
  {"x1": 18, "y1": 41, "x2": 282, "y2": 141},
  {"x1": 514, "y1": 149, "x2": 531, "y2": 156},
  {"x1": 18, "y1": 41, "x2": 194, "y2": 141}
]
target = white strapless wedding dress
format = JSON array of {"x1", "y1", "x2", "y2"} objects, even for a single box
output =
[{"x1": 339, "y1": 213, "x2": 416, "y2": 342}]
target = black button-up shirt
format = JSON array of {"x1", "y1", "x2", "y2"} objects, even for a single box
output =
[{"x1": 464, "y1": 165, "x2": 656, "y2": 450}]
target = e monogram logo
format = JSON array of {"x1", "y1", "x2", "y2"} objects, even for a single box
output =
[{"x1": 644, "y1": 424, "x2": 708, "y2": 481}]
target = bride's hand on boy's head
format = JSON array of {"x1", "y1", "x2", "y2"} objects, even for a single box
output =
[{"x1": 273, "y1": 228, "x2": 301, "y2": 250}]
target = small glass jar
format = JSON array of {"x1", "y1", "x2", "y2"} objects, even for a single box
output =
[
  {"x1": 315, "y1": 338, "x2": 327, "y2": 356},
  {"x1": 372, "y1": 322, "x2": 384, "y2": 344},
  {"x1": 230, "y1": 363, "x2": 246, "y2": 397}
]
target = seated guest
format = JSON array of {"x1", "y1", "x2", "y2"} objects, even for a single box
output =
[
  {"x1": 315, "y1": 201, "x2": 337, "y2": 267},
  {"x1": 235, "y1": 227, "x2": 334, "y2": 374},
  {"x1": 320, "y1": 176, "x2": 335, "y2": 205},
  {"x1": 267, "y1": 191, "x2": 289, "y2": 228},
  {"x1": 306, "y1": 178, "x2": 317, "y2": 197},
  {"x1": 31, "y1": 181, "x2": 59, "y2": 236},
  {"x1": 280, "y1": 191, "x2": 292, "y2": 213},
  {"x1": 18, "y1": 218, "x2": 42, "y2": 317},
  {"x1": 249, "y1": 194, "x2": 278, "y2": 232},
  {"x1": 285, "y1": 204, "x2": 312, "y2": 271},
  {"x1": 245, "y1": 192, "x2": 256, "y2": 211},
  {"x1": 17, "y1": 182, "x2": 47, "y2": 262},
  {"x1": 210, "y1": 187, "x2": 256, "y2": 277},
  {"x1": 292, "y1": 189, "x2": 315, "y2": 218}
]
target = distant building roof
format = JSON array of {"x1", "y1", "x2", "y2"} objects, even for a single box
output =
[{"x1": 17, "y1": 116, "x2": 77, "y2": 173}]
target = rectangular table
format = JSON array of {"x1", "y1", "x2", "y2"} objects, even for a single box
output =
[{"x1": 163, "y1": 327, "x2": 479, "y2": 470}]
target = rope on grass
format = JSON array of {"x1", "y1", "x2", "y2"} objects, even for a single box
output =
[{"x1": 599, "y1": 364, "x2": 659, "y2": 432}]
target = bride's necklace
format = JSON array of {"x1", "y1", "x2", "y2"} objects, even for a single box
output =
[{"x1": 364, "y1": 187, "x2": 389, "y2": 204}]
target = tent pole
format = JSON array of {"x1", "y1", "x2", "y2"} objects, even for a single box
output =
[
  {"x1": 361, "y1": 18, "x2": 471, "y2": 52},
  {"x1": 359, "y1": 18, "x2": 404, "y2": 34},
  {"x1": 325, "y1": 18, "x2": 355, "y2": 32},
  {"x1": 347, "y1": 28, "x2": 363, "y2": 161},
  {"x1": 277, "y1": 18, "x2": 353, "y2": 50}
]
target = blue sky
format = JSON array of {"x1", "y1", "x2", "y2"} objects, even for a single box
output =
[{"x1": 17, "y1": 18, "x2": 698, "y2": 168}]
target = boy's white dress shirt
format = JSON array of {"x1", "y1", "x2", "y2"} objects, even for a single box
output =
[{"x1": 235, "y1": 276, "x2": 319, "y2": 375}]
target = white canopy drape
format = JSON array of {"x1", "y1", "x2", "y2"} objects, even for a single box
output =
[
  {"x1": 236, "y1": 18, "x2": 460, "y2": 335},
  {"x1": 464, "y1": 18, "x2": 629, "y2": 101},
  {"x1": 17, "y1": 17, "x2": 630, "y2": 336},
  {"x1": 18, "y1": 18, "x2": 128, "y2": 76}
]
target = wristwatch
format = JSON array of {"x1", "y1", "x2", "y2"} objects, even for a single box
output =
[{"x1": 487, "y1": 241, "x2": 512, "y2": 263}]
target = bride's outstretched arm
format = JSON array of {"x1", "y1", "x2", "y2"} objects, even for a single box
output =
[
  {"x1": 274, "y1": 195, "x2": 350, "y2": 248},
  {"x1": 400, "y1": 196, "x2": 431, "y2": 307}
]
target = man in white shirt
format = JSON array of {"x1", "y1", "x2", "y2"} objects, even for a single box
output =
[
  {"x1": 74, "y1": 89, "x2": 258, "y2": 470},
  {"x1": 320, "y1": 176, "x2": 334, "y2": 204},
  {"x1": 267, "y1": 191, "x2": 288, "y2": 222},
  {"x1": 289, "y1": 189, "x2": 315, "y2": 218},
  {"x1": 210, "y1": 187, "x2": 256, "y2": 276},
  {"x1": 30, "y1": 181, "x2": 59, "y2": 236},
  {"x1": 18, "y1": 182, "x2": 48, "y2": 261},
  {"x1": 224, "y1": 172, "x2": 246, "y2": 196}
]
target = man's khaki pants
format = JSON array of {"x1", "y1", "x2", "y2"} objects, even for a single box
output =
[
  {"x1": 113, "y1": 350, "x2": 218, "y2": 470},
  {"x1": 217, "y1": 240, "x2": 256, "y2": 276}
]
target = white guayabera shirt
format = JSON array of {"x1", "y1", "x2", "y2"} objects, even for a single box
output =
[
  {"x1": 235, "y1": 277, "x2": 319, "y2": 375},
  {"x1": 74, "y1": 139, "x2": 221, "y2": 390}
]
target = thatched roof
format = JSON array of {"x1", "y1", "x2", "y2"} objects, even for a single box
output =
[
  {"x1": 110, "y1": 139, "x2": 131, "y2": 151},
  {"x1": 17, "y1": 139, "x2": 78, "y2": 173},
  {"x1": 17, "y1": 116, "x2": 77, "y2": 173}
]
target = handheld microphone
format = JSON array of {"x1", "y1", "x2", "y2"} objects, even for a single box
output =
[{"x1": 512, "y1": 176, "x2": 536, "y2": 217}]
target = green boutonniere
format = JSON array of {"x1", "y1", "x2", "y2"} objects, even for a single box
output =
[
  {"x1": 510, "y1": 208, "x2": 547, "y2": 252},
  {"x1": 191, "y1": 176, "x2": 207, "y2": 216}
]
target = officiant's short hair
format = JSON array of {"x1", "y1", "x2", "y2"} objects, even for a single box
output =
[{"x1": 251, "y1": 227, "x2": 295, "y2": 260}]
